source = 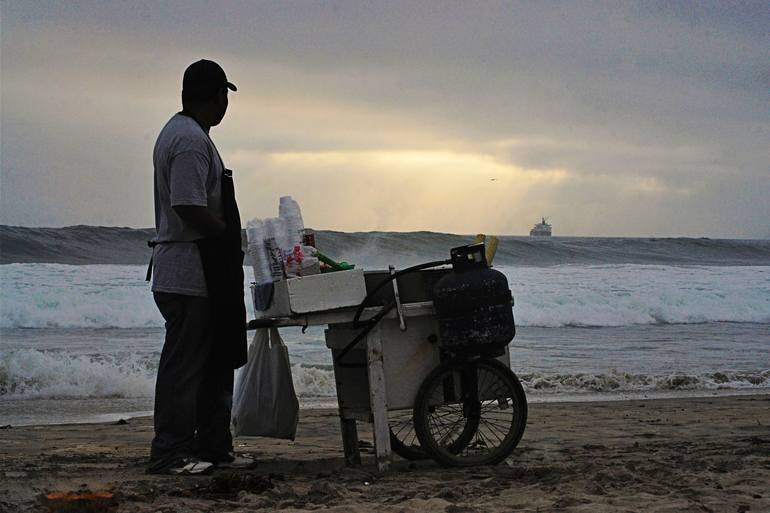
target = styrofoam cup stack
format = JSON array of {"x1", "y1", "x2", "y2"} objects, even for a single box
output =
[
  {"x1": 279, "y1": 196, "x2": 304, "y2": 249},
  {"x1": 246, "y1": 197, "x2": 312, "y2": 281},
  {"x1": 246, "y1": 218, "x2": 266, "y2": 245},
  {"x1": 250, "y1": 244, "x2": 272, "y2": 284},
  {"x1": 264, "y1": 217, "x2": 289, "y2": 251},
  {"x1": 246, "y1": 219, "x2": 272, "y2": 284}
]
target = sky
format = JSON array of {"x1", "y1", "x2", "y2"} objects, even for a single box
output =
[{"x1": 1, "y1": 1, "x2": 768, "y2": 238}]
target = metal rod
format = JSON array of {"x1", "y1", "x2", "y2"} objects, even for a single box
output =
[{"x1": 389, "y1": 265, "x2": 407, "y2": 331}]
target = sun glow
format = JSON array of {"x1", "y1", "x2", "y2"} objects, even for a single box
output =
[
  {"x1": 231, "y1": 148, "x2": 569, "y2": 234},
  {"x1": 268, "y1": 149, "x2": 568, "y2": 181}
]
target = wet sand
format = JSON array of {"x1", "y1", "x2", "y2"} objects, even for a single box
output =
[{"x1": 1, "y1": 395, "x2": 769, "y2": 512}]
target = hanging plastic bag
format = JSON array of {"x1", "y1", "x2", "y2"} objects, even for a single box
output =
[{"x1": 232, "y1": 327, "x2": 299, "y2": 439}]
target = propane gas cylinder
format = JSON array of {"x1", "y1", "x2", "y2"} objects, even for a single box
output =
[{"x1": 432, "y1": 244, "x2": 515, "y2": 356}]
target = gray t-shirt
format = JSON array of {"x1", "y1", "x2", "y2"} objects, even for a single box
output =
[{"x1": 151, "y1": 113, "x2": 225, "y2": 296}]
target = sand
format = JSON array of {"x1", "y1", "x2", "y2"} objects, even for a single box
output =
[{"x1": 1, "y1": 395, "x2": 769, "y2": 513}]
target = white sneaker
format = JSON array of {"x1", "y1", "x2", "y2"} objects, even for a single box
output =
[
  {"x1": 168, "y1": 457, "x2": 215, "y2": 475},
  {"x1": 216, "y1": 452, "x2": 257, "y2": 469}
]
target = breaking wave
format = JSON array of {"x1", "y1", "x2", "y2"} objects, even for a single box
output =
[
  {"x1": 1, "y1": 263, "x2": 768, "y2": 328},
  {"x1": 520, "y1": 369, "x2": 770, "y2": 393},
  {"x1": 0, "y1": 348, "x2": 335, "y2": 401},
  {"x1": 2, "y1": 225, "x2": 769, "y2": 267},
  {"x1": 0, "y1": 349, "x2": 156, "y2": 399}
]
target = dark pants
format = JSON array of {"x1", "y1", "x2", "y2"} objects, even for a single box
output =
[{"x1": 149, "y1": 292, "x2": 234, "y2": 471}]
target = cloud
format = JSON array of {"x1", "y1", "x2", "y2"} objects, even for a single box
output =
[
  {"x1": 230, "y1": 148, "x2": 568, "y2": 233},
  {"x1": 1, "y1": 1, "x2": 768, "y2": 237}
]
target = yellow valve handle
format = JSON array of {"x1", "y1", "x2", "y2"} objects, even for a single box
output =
[
  {"x1": 485, "y1": 236, "x2": 499, "y2": 265},
  {"x1": 473, "y1": 234, "x2": 498, "y2": 265}
]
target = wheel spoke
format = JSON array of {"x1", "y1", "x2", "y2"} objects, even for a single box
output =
[
  {"x1": 478, "y1": 418, "x2": 506, "y2": 446},
  {"x1": 429, "y1": 410, "x2": 456, "y2": 441},
  {"x1": 438, "y1": 417, "x2": 466, "y2": 445}
]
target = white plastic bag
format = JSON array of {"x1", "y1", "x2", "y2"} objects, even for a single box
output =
[{"x1": 232, "y1": 328, "x2": 299, "y2": 439}]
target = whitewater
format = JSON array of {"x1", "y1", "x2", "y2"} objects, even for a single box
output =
[
  {"x1": 2, "y1": 263, "x2": 769, "y2": 329},
  {"x1": 1, "y1": 228, "x2": 769, "y2": 425}
]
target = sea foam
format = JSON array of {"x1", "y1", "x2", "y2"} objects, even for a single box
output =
[
  {"x1": 0, "y1": 348, "x2": 337, "y2": 400},
  {"x1": 2, "y1": 349, "x2": 767, "y2": 400},
  {"x1": 0, "y1": 349, "x2": 156, "y2": 399}
]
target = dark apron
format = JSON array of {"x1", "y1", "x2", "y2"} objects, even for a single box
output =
[
  {"x1": 179, "y1": 111, "x2": 247, "y2": 369},
  {"x1": 196, "y1": 167, "x2": 248, "y2": 369}
]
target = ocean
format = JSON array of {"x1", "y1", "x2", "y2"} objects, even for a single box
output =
[{"x1": 1, "y1": 226, "x2": 769, "y2": 426}]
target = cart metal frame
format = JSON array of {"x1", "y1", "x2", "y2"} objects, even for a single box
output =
[{"x1": 252, "y1": 294, "x2": 510, "y2": 472}]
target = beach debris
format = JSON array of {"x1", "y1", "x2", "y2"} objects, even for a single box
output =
[
  {"x1": 42, "y1": 490, "x2": 116, "y2": 512},
  {"x1": 306, "y1": 482, "x2": 344, "y2": 502},
  {"x1": 0, "y1": 424, "x2": 11, "y2": 429},
  {"x1": 114, "y1": 419, "x2": 129, "y2": 425},
  {"x1": 357, "y1": 439, "x2": 375, "y2": 454},
  {"x1": 203, "y1": 472, "x2": 273, "y2": 499}
]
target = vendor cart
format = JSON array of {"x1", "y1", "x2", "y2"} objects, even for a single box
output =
[{"x1": 249, "y1": 244, "x2": 527, "y2": 472}]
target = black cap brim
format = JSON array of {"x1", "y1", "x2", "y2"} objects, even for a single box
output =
[{"x1": 227, "y1": 82, "x2": 237, "y2": 92}]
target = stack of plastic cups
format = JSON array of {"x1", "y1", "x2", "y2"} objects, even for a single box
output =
[
  {"x1": 246, "y1": 219, "x2": 271, "y2": 284},
  {"x1": 265, "y1": 217, "x2": 289, "y2": 252},
  {"x1": 279, "y1": 196, "x2": 304, "y2": 249}
]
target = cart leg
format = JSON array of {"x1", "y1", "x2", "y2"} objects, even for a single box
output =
[
  {"x1": 340, "y1": 418, "x2": 361, "y2": 466},
  {"x1": 366, "y1": 326, "x2": 391, "y2": 473}
]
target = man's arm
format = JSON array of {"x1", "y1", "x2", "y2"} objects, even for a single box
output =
[{"x1": 173, "y1": 205, "x2": 226, "y2": 238}]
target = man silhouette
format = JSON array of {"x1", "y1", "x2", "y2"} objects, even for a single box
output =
[{"x1": 148, "y1": 59, "x2": 249, "y2": 474}]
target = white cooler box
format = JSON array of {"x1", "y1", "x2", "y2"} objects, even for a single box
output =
[{"x1": 252, "y1": 269, "x2": 367, "y2": 318}]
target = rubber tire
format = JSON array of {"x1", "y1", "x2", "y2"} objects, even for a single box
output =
[
  {"x1": 389, "y1": 427, "x2": 428, "y2": 460},
  {"x1": 413, "y1": 358, "x2": 527, "y2": 467}
]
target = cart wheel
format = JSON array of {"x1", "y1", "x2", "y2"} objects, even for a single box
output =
[
  {"x1": 389, "y1": 410, "x2": 427, "y2": 460},
  {"x1": 413, "y1": 358, "x2": 527, "y2": 467},
  {"x1": 389, "y1": 406, "x2": 480, "y2": 461}
]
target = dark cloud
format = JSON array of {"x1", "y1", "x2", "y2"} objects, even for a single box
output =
[{"x1": 1, "y1": 1, "x2": 768, "y2": 236}]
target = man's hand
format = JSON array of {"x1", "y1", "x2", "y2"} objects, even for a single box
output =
[{"x1": 173, "y1": 205, "x2": 227, "y2": 238}]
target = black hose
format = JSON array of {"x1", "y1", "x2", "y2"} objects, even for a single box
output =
[
  {"x1": 333, "y1": 300, "x2": 396, "y2": 368},
  {"x1": 351, "y1": 259, "x2": 450, "y2": 327},
  {"x1": 334, "y1": 259, "x2": 451, "y2": 368}
]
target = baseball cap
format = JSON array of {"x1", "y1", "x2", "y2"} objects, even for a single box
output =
[{"x1": 182, "y1": 59, "x2": 237, "y2": 101}]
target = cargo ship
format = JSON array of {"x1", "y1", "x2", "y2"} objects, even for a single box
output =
[{"x1": 529, "y1": 217, "x2": 552, "y2": 237}]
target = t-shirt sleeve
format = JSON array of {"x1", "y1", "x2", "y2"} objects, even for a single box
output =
[{"x1": 169, "y1": 149, "x2": 210, "y2": 207}]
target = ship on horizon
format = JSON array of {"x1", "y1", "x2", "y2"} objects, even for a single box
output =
[{"x1": 529, "y1": 217, "x2": 552, "y2": 237}]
